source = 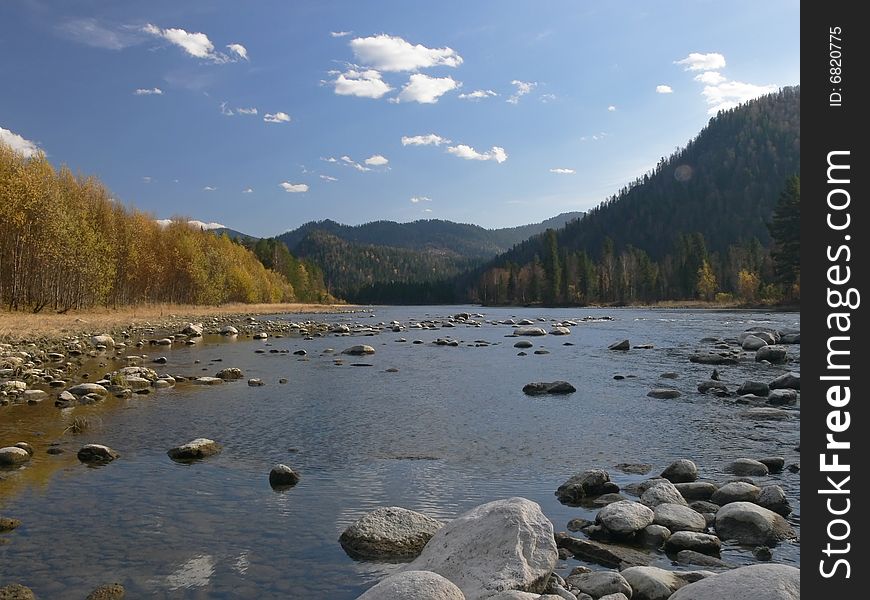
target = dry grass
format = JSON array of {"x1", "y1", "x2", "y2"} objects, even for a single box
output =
[{"x1": 0, "y1": 302, "x2": 356, "y2": 342}]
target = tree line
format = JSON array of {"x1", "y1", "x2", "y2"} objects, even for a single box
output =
[{"x1": 0, "y1": 143, "x2": 329, "y2": 311}]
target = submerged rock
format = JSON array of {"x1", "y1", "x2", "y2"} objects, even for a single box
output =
[
  {"x1": 0, "y1": 447, "x2": 31, "y2": 467},
  {"x1": 647, "y1": 389, "x2": 681, "y2": 399},
  {"x1": 725, "y1": 458, "x2": 769, "y2": 477},
  {"x1": 77, "y1": 444, "x2": 120, "y2": 464},
  {"x1": 340, "y1": 506, "x2": 443, "y2": 559},
  {"x1": 608, "y1": 340, "x2": 630, "y2": 351},
  {"x1": 342, "y1": 345, "x2": 376, "y2": 355},
  {"x1": 167, "y1": 438, "x2": 222, "y2": 461},
  {"x1": 556, "y1": 469, "x2": 619, "y2": 504},
  {"x1": 523, "y1": 381, "x2": 576, "y2": 396},
  {"x1": 269, "y1": 464, "x2": 300, "y2": 488}
]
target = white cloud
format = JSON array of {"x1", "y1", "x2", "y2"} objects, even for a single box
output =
[
  {"x1": 236, "y1": 107, "x2": 258, "y2": 115},
  {"x1": 401, "y1": 134, "x2": 450, "y2": 146},
  {"x1": 280, "y1": 182, "x2": 309, "y2": 193},
  {"x1": 242, "y1": 188, "x2": 253, "y2": 193},
  {"x1": 656, "y1": 85, "x2": 674, "y2": 94},
  {"x1": 701, "y1": 80, "x2": 778, "y2": 114},
  {"x1": 155, "y1": 219, "x2": 226, "y2": 230},
  {"x1": 58, "y1": 18, "x2": 136, "y2": 50},
  {"x1": 340, "y1": 155, "x2": 371, "y2": 172},
  {"x1": 227, "y1": 43, "x2": 248, "y2": 60},
  {"x1": 446, "y1": 144, "x2": 507, "y2": 163},
  {"x1": 134, "y1": 87, "x2": 163, "y2": 96},
  {"x1": 0, "y1": 126, "x2": 40, "y2": 158},
  {"x1": 143, "y1": 24, "x2": 244, "y2": 63},
  {"x1": 423, "y1": 208, "x2": 433, "y2": 213},
  {"x1": 539, "y1": 93, "x2": 557, "y2": 103},
  {"x1": 364, "y1": 154, "x2": 389, "y2": 166},
  {"x1": 580, "y1": 132, "x2": 609, "y2": 142},
  {"x1": 332, "y1": 69, "x2": 393, "y2": 99},
  {"x1": 220, "y1": 101, "x2": 234, "y2": 116},
  {"x1": 507, "y1": 80, "x2": 536, "y2": 104},
  {"x1": 695, "y1": 71, "x2": 726, "y2": 85},
  {"x1": 675, "y1": 52, "x2": 726, "y2": 71},
  {"x1": 321, "y1": 156, "x2": 338, "y2": 163},
  {"x1": 319, "y1": 175, "x2": 338, "y2": 182},
  {"x1": 142, "y1": 176, "x2": 153, "y2": 183},
  {"x1": 263, "y1": 112, "x2": 291, "y2": 123},
  {"x1": 396, "y1": 74, "x2": 460, "y2": 104},
  {"x1": 349, "y1": 34, "x2": 463, "y2": 72},
  {"x1": 203, "y1": 185, "x2": 217, "y2": 191},
  {"x1": 607, "y1": 105, "x2": 617, "y2": 112},
  {"x1": 410, "y1": 196, "x2": 431, "y2": 203},
  {"x1": 549, "y1": 168, "x2": 575, "y2": 175},
  {"x1": 458, "y1": 89, "x2": 498, "y2": 101},
  {"x1": 331, "y1": 31, "x2": 352, "y2": 38}
]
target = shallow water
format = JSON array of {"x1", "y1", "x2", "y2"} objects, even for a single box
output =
[{"x1": 0, "y1": 306, "x2": 800, "y2": 598}]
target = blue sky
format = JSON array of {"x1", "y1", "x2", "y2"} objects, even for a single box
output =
[{"x1": 0, "y1": 0, "x2": 800, "y2": 237}]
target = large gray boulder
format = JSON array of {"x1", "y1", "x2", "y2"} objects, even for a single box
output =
[
  {"x1": 342, "y1": 344, "x2": 376, "y2": 355},
  {"x1": 0, "y1": 447, "x2": 31, "y2": 467},
  {"x1": 405, "y1": 498, "x2": 557, "y2": 599},
  {"x1": 714, "y1": 502, "x2": 796, "y2": 545},
  {"x1": 661, "y1": 459, "x2": 698, "y2": 483},
  {"x1": 358, "y1": 571, "x2": 465, "y2": 600},
  {"x1": 755, "y1": 346, "x2": 788, "y2": 364},
  {"x1": 673, "y1": 482, "x2": 716, "y2": 501},
  {"x1": 91, "y1": 334, "x2": 115, "y2": 348},
  {"x1": 557, "y1": 470, "x2": 619, "y2": 503},
  {"x1": 564, "y1": 571, "x2": 632, "y2": 599},
  {"x1": 767, "y1": 389, "x2": 798, "y2": 406},
  {"x1": 741, "y1": 335, "x2": 767, "y2": 351},
  {"x1": 640, "y1": 481, "x2": 687, "y2": 508},
  {"x1": 523, "y1": 382, "x2": 576, "y2": 396},
  {"x1": 67, "y1": 383, "x2": 109, "y2": 397},
  {"x1": 724, "y1": 458, "x2": 769, "y2": 476},
  {"x1": 167, "y1": 438, "x2": 222, "y2": 461},
  {"x1": 736, "y1": 381, "x2": 769, "y2": 397},
  {"x1": 710, "y1": 482, "x2": 760, "y2": 506},
  {"x1": 621, "y1": 566, "x2": 687, "y2": 600},
  {"x1": 340, "y1": 507, "x2": 443, "y2": 559},
  {"x1": 515, "y1": 327, "x2": 547, "y2": 337},
  {"x1": 652, "y1": 503, "x2": 706, "y2": 533},
  {"x1": 664, "y1": 531, "x2": 722, "y2": 556},
  {"x1": 769, "y1": 372, "x2": 800, "y2": 390},
  {"x1": 757, "y1": 485, "x2": 792, "y2": 516},
  {"x1": 596, "y1": 501, "x2": 654, "y2": 536},
  {"x1": 77, "y1": 444, "x2": 120, "y2": 464},
  {"x1": 669, "y1": 564, "x2": 799, "y2": 600}
]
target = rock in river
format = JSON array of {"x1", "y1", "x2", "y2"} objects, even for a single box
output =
[
  {"x1": 342, "y1": 345, "x2": 376, "y2": 355},
  {"x1": 767, "y1": 389, "x2": 797, "y2": 406},
  {"x1": 725, "y1": 458, "x2": 769, "y2": 476},
  {"x1": 620, "y1": 566, "x2": 688, "y2": 600},
  {"x1": 647, "y1": 389, "x2": 681, "y2": 399},
  {"x1": 769, "y1": 372, "x2": 800, "y2": 390},
  {"x1": 565, "y1": 571, "x2": 632, "y2": 599},
  {"x1": 595, "y1": 501, "x2": 654, "y2": 536},
  {"x1": 661, "y1": 459, "x2": 698, "y2": 483},
  {"x1": 269, "y1": 464, "x2": 300, "y2": 488},
  {"x1": 755, "y1": 346, "x2": 788, "y2": 364},
  {"x1": 653, "y1": 503, "x2": 707, "y2": 533},
  {"x1": 84, "y1": 583, "x2": 126, "y2": 600},
  {"x1": 0, "y1": 517, "x2": 21, "y2": 532},
  {"x1": 167, "y1": 438, "x2": 222, "y2": 461},
  {"x1": 673, "y1": 482, "x2": 716, "y2": 501},
  {"x1": 556, "y1": 469, "x2": 619, "y2": 503},
  {"x1": 669, "y1": 564, "x2": 799, "y2": 600},
  {"x1": 358, "y1": 571, "x2": 464, "y2": 600},
  {"x1": 523, "y1": 381, "x2": 576, "y2": 396},
  {"x1": 77, "y1": 444, "x2": 120, "y2": 464},
  {"x1": 736, "y1": 381, "x2": 770, "y2": 397},
  {"x1": 216, "y1": 367, "x2": 244, "y2": 380},
  {"x1": 664, "y1": 531, "x2": 722, "y2": 556},
  {"x1": 405, "y1": 497, "x2": 557, "y2": 598},
  {"x1": 515, "y1": 326, "x2": 547, "y2": 336},
  {"x1": 0, "y1": 447, "x2": 31, "y2": 467},
  {"x1": 0, "y1": 584, "x2": 36, "y2": 600},
  {"x1": 757, "y1": 485, "x2": 792, "y2": 516},
  {"x1": 640, "y1": 480, "x2": 687, "y2": 508},
  {"x1": 711, "y1": 482, "x2": 761, "y2": 506},
  {"x1": 340, "y1": 506, "x2": 443, "y2": 559},
  {"x1": 714, "y1": 502, "x2": 796, "y2": 545},
  {"x1": 608, "y1": 340, "x2": 630, "y2": 351},
  {"x1": 67, "y1": 383, "x2": 109, "y2": 398}
]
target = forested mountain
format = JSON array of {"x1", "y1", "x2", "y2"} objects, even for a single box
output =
[
  {"x1": 468, "y1": 87, "x2": 801, "y2": 306},
  {"x1": 277, "y1": 213, "x2": 584, "y2": 259}
]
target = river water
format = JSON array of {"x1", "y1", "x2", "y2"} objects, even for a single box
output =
[{"x1": 0, "y1": 306, "x2": 800, "y2": 598}]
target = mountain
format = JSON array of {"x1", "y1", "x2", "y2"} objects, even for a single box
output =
[
  {"x1": 277, "y1": 213, "x2": 584, "y2": 259},
  {"x1": 212, "y1": 227, "x2": 258, "y2": 243},
  {"x1": 468, "y1": 86, "x2": 800, "y2": 305}
]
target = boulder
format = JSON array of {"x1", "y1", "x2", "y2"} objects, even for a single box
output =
[
  {"x1": 85, "y1": 583, "x2": 126, "y2": 600},
  {"x1": 565, "y1": 571, "x2": 632, "y2": 599},
  {"x1": 647, "y1": 389, "x2": 681, "y2": 399},
  {"x1": 755, "y1": 346, "x2": 788, "y2": 364},
  {"x1": 182, "y1": 323, "x2": 204, "y2": 337},
  {"x1": 697, "y1": 381, "x2": 728, "y2": 394},
  {"x1": 711, "y1": 482, "x2": 760, "y2": 506},
  {"x1": 661, "y1": 459, "x2": 698, "y2": 483},
  {"x1": 358, "y1": 571, "x2": 465, "y2": 600},
  {"x1": 689, "y1": 353, "x2": 738, "y2": 366},
  {"x1": 780, "y1": 333, "x2": 800, "y2": 344},
  {"x1": 714, "y1": 502, "x2": 796, "y2": 545},
  {"x1": 768, "y1": 372, "x2": 800, "y2": 390},
  {"x1": 269, "y1": 464, "x2": 300, "y2": 488},
  {"x1": 741, "y1": 335, "x2": 767, "y2": 351},
  {"x1": 757, "y1": 457, "x2": 785, "y2": 473},
  {"x1": 23, "y1": 389, "x2": 48, "y2": 403},
  {"x1": 0, "y1": 447, "x2": 31, "y2": 467},
  {"x1": 549, "y1": 327, "x2": 571, "y2": 336},
  {"x1": 668, "y1": 564, "x2": 799, "y2": 600},
  {"x1": 689, "y1": 501, "x2": 721, "y2": 515},
  {"x1": 0, "y1": 584, "x2": 36, "y2": 600},
  {"x1": 405, "y1": 498, "x2": 557, "y2": 598},
  {"x1": 724, "y1": 459, "x2": 769, "y2": 477},
  {"x1": 556, "y1": 470, "x2": 619, "y2": 503},
  {"x1": 523, "y1": 381, "x2": 576, "y2": 396},
  {"x1": 514, "y1": 341, "x2": 534, "y2": 349},
  {"x1": 739, "y1": 408, "x2": 791, "y2": 420},
  {"x1": 652, "y1": 503, "x2": 706, "y2": 533},
  {"x1": 766, "y1": 390, "x2": 797, "y2": 406},
  {"x1": 215, "y1": 368, "x2": 244, "y2": 380},
  {"x1": 340, "y1": 507, "x2": 443, "y2": 559},
  {"x1": 91, "y1": 335, "x2": 115, "y2": 348},
  {"x1": 638, "y1": 524, "x2": 670, "y2": 548},
  {"x1": 595, "y1": 501, "x2": 654, "y2": 536},
  {"x1": 343, "y1": 345, "x2": 376, "y2": 355},
  {"x1": 675, "y1": 550, "x2": 729, "y2": 568},
  {"x1": 220, "y1": 325, "x2": 239, "y2": 336},
  {"x1": 253, "y1": 332, "x2": 268, "y2": 340},
  {"x1": 621, "y1": 566, "x2": 687, "y2": 600},
  {"x1": 193, "y1": 377, "x2": 224, "y2": 385},
  {"x1": 623, "y1": 478, "x2": 667, "y2": 498},
  {"x1": 67, "y1": 383, "x2": 109, "y2": 397},
  {"x1": 673, "y1": 482, "x2": 716, "y2": 501},
  {"x1": 736, "y1": 381, "x2": 769, "y2": 397},
  {"x1": 167, "y1": 438, "x2": 222, "y2": 461},
  {"x1": 248, "y1": 378, "x2": 265, "y2": 387},
  {"x1": 640, "y1": 481, "x2": 687, "y2": 508},
  {"x1": 757, "y1": 485, "x2": 792, "y2": 516},
  {"x1": 554, "y1": 533, "x2": 651, "y2": 570},
  {"x1": 608, "y1": 340, "x2": 630, "y2": 351},
  {"x1": 664, "y1": 531, "x2": 722, "y2": 556},
  {"x1": 77, "y1": 444, "x2": 120, "y2": 464},
  {"x1": 0, "y1": 517, "x2": 21, "y2": 532},
  {"x1": 515, "y1": 327, "x2": 547, "y2": 336}
]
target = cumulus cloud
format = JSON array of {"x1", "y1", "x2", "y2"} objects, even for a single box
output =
[
  {"x1": 607, "y1": 105, "x2": 617, "y2": 112},
  {"x1": 694, "y1": 71, "x2": 726, "y2": 85},
  {"x1": 143, "y1": 24, "x2": 245, "y2": 63},
  {"x1": 656, "y1": 85, "x2": 674, "y2": 94},
  {"x1": 364, "y1": 154, "x2": 389, "y2": 166},
  {"x1": 242, "y1": 188, "x2": 253, "y2": 193},
  {"x1": 349, "y1": 34, "x2": 463, "y2": 72},
  {"x1": 401, "y1": 134, "x2": 450, "y2": 146},
  {"x1": 410, "y1": 196, "x2": 431, "y2": 203},
  {"x1": 263, "y1": 112, "x2": 291, "y2": 123},
  {"x1": 458, "y1": 89, "x2": 498, "y2": 101},
  {"x1": 155, "y1": 219, "x2": 226, "y2": 230},
  {"x1": 236, "y1": 107, "x2": 258, "y2": 115},
  {"x1": 395, "y1": 73, "x2": 460, "y2": 103},
  {"x1": 549, "y1": 168, "x2": 575, "y2": 174},
  {"x1": 331, "y1": 68, "x2": 393, "y2": 99},
  {"x1": 319, "y1": 175, "x2": 338, "y2": 182},
  {"x1": 446, "y1": 144, "x2": 507, "y2": 163},
  {"x1": 702, "y1": 80, "x2": 778, "y2": 114},
  {"x1": 340, "y1": 155, "x2": 371, "y2": 172},
  {"x1": 280, "y1": 182, "x2": 309, "y2": 193},
  {"x1": 321, "y1": 156, "x2": 339, "y2": 163},
  {"x1": 331, "y1": 31, "x2": 352, "y2": 38},
  {"x1": 203, "y1": 185, "x2": 217, "y2": 191},
  {"x1": 507, "y1": 80, "x2": 536, "y2": 104},
  {"x1": 675, "y1": 52, "x2": 726, "y2": 71},
  {"x1": 226, "y1": 43, "x2": 248, "y2": 60},
  {"x1": 220, "y1": 101, "x2": 234, "y2": 116},
  {"x1": 134, "y1": 87, "x2": 163, "y2": 96},
  {"x1": 0, "y1": 126, "x2": 40, "y2": 157}
]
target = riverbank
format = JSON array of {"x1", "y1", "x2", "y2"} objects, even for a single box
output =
[{"x1": 0, "y1": 302, "x2": 358, "y2": 345}]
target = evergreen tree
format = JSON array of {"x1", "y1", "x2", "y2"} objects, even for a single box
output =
[{"x1": 768, "y1": 175, "x2": 800, "y2": 293}]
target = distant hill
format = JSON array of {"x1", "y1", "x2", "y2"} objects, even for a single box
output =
[{"x1": 213, "y1": 227, "x2": 257, "y2": 243}]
